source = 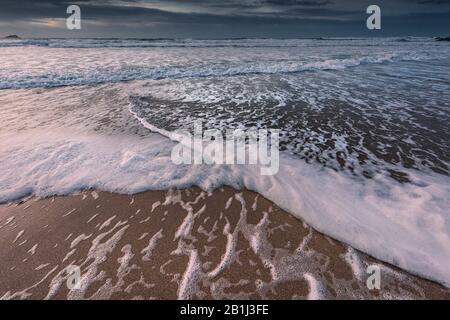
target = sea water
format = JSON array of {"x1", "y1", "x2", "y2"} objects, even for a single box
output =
[{"x1": 0, "y1": 37, "x2": 449, "y2": 286}]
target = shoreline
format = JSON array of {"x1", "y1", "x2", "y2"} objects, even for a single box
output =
[{"x1": 0, "y1": 187, "x2": 448, "y2": 300}]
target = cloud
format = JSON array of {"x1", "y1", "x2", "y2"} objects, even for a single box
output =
[
  {"x1": 0, "y1": 0, "x2": 449, "y2": 37},
  {"x1": 417, "y1": 0, "x2": 450, "y2": 4}
]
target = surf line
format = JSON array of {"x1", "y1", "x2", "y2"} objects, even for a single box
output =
[{"x1": 180, "y1": 304, "x2": 214, "y2": 318}]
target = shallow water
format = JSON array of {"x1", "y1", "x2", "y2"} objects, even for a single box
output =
[{"x1": 0, "y1": 37, "x2": 449, "y2": 287}]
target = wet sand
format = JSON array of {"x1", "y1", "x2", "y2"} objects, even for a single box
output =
[{"x1": 0, "y1": 187, "x2": 448, "y2": 300}]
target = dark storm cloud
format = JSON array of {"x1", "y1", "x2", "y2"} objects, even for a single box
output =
[
  {"x1": 417, "y1": 0, "x2": 450, "y2": 4},
  {"x1": 0, "y1": 0, "x2": 449, "y2": 37}
]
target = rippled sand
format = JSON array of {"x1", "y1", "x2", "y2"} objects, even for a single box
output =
[{"x1": 0, "y1": 187, "x2": 448, "y2": 300}]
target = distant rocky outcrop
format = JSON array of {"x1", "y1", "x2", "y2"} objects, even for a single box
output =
[
  {"x1": 435, "y1": 37, "x2": 450, "y2": 42},
  {"x1": 3, "y1": 35, "x2": 21, "y2": 39}
]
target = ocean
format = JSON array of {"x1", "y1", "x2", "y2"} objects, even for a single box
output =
[{"x1": 0, "y1": 37, "x2": 449, "y2": 287}]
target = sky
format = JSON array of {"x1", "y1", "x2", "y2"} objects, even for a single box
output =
[{"x1": 0, "y1": 0, "x2": 449, "y2": 38}]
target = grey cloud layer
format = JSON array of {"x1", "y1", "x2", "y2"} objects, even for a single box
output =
[{"x1": 0, "y1": 0, "x2": 449, "y2": 37}]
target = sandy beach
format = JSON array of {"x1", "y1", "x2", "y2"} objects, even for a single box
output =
[
  {"x1": 0, "y1": 187, "x2": 448, "y2": 300},
  {"x1": 1, "y1": 0, "x2": 450, "y2": 308}
]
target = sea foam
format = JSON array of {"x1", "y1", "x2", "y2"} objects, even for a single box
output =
[
  {"x1": 0, "y1": 37, "x2": 449, "y2": 289},
  {"x1": 0, "y1": 128, "x2": 449, "y2": 287}
]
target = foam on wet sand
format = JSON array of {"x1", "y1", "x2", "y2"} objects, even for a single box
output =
[{"x1": 0, "y1": 188, "x2": 448, "y2": 300}]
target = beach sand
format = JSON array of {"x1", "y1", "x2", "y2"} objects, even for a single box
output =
[{"x1": 0, "y1": 187, "x2": 448, "y2": 300}]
